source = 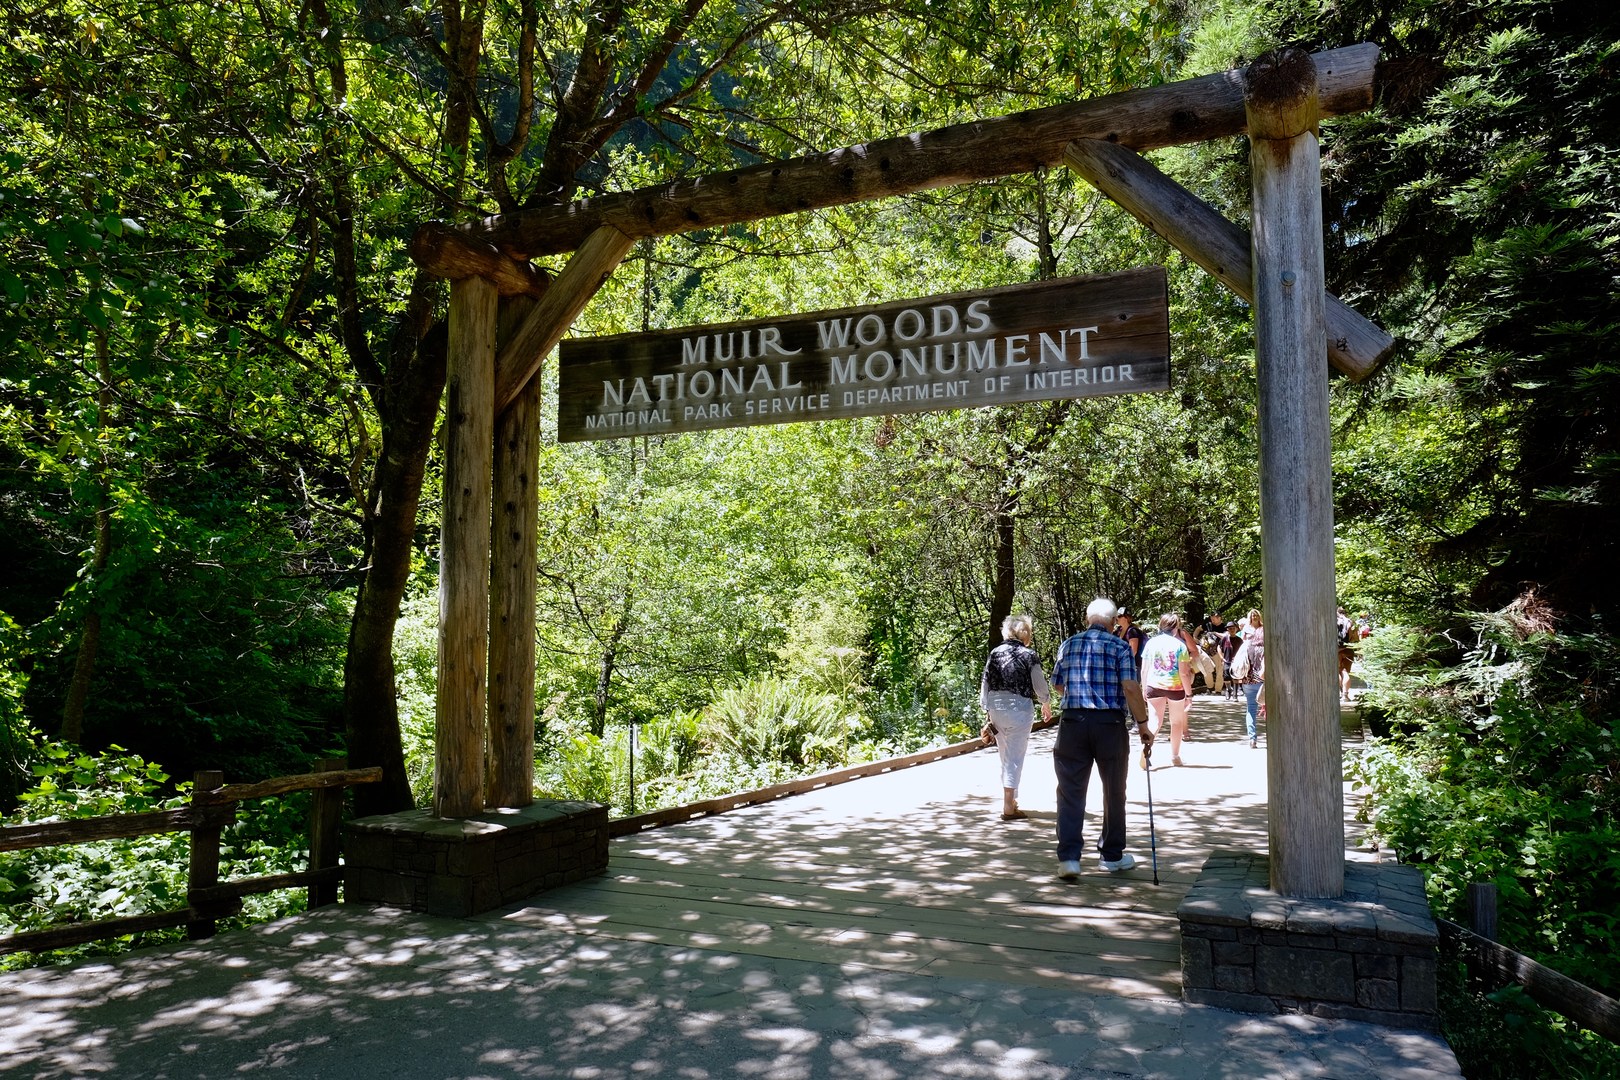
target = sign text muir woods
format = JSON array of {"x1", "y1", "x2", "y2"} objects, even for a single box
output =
[{"x1": 556, "y1": 267, "x2": 1170, "y2": 442}]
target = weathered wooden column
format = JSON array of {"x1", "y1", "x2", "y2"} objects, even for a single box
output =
[
  {"x1": 482, "y1": 225, "x2": 632, "y2": 805},
  {"x1": 436, "y1": 275, "x2": 499, "y2": 817},
  {"x1": 1246, "y1": 47, "x2": 1344, "y2": 898},
  {"x1": 488, "y1": 296, "x2": 541, "y2": 808}
]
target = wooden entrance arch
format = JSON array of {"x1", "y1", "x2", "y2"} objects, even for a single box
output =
[{"x1": 409, "y1": 44, "x2": 1394, "y2": 900}]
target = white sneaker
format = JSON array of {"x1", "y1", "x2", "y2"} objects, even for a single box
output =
[
  {"x1": 1099, "y1": 853, "x2": 1137, "y2": 872},
  {"x1": 1057, "y1": 859, "x2": 1081, "y2": 881}
]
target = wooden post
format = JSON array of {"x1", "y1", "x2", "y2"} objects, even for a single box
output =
[
  {"x1": 186, "y1": 769, "x2": 226, "y2": 939},
  {"x1": 307, "y1": 756, "x2": 345, "y2": 907},
  {"x1": 494, "y1": 225, "x2": 636, "y2": 413},
  {"x1": 436, "y1": 275, "x2": 499, "y2": 818},
  {"x1": 488, "y1": 296, "x2": 541, "y2": 808},
  {"x1": 1467, "y1": 882, "x2": 1499, "y2": 941},
  {"x1": 1061, "y1": 138, "x2": 1393, "y2": 380},
  {"x1": 1246, "y1": 47, "x2": 1344, "y2": 899},
  {"x1": 1466, "y1": 880, "x2": 1499, "y2": 992}
]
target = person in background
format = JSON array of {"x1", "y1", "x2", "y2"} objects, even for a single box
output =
[
  {"x1": 1115, "y1": 607, "x2": 1146, "y2": 661},
  {"x1": 1336, "y1": 605, "x2": 1355, "y2": 701},
  {"x1": 1049, "y1": 598, "x2": 1153, "y2": 879},
  {"x1": 1141, "y1": 613, "x2": 1196, "y2": 766},
  {"x1": 1219, "y1": 622, "x2": 1241, "y2": 699},
  {"x1": 979, "y1": 614, "x2": 1052, "y2": 821},
  {"x1": 1239, "y1": 609, "x2": 1267, "y2": 748}
]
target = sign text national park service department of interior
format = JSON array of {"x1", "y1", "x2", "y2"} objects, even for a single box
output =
[{"x1": 556, "y1": 267, "x2": 1170, "y2": 442}]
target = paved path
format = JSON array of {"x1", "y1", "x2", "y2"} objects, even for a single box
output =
[{"x1": 0, "y1": 696, "x2": 1463, "y2": 1079}]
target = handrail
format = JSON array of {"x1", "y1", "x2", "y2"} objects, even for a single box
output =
[
  {"x1": 1438, "y1": 882, "x2": 1620, "y2": 1044},
  {"x1": 0, "y1": 760, "x2": 381, "y2": 956},
  {"x1": 608, "y1": 720, "x2": 1053, "y2": 837}
]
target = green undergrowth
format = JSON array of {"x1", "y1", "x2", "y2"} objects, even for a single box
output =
[
  {"x1": 1436, "y1": 946, "x2": 1620, "y2": 1080},
  {"x1": 0, "y1": 737, "x2": 312, "y2": 972},
  {"x1": 533, "y1": 673, "x2": 977, "y2": 817},
  {"x1": 1348, "y1": 597, "x2": 1619, "y2": 1076}
]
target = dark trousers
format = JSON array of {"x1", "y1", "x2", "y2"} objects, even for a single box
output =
[{"x1": 1054, "y1": 708, "x2": 1130, "y2": 862}]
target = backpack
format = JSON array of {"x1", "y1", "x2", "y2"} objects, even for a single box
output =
[{"x1": 1230, "y1": 641, "x2": 1251, "y2": 681}]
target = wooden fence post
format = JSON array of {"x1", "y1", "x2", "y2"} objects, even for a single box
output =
[
  {"x1": 308, "y1": 757, "x2": 346, "y2": 908},
  {"x1": 186, "y1": 769, "x2": 227, "y2": 939},
  {"x1": 1246, "y1": 47, "x2": 1344, "y2": 899},
  {"x1": 1466, "y1": 880, "x2": 1500, "y2": 993},
  {"x1": 1468, "y1": 882, "x2": 1499, "y2": 941}
]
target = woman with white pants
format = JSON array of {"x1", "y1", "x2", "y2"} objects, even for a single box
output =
[{"x1": 979, "y1": 615, "x2": 1052, "y2": 819}]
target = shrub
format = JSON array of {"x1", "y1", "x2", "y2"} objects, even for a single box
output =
[
  {"x1": 0, "y1": 614, "x2": 29, "y2": 809},
  {"x1": 1347, "y1": 597, "x2": 1619, "y2": 998},
  {"x1": 700, "y1": 676, "x2": 851, "y2": 768}
]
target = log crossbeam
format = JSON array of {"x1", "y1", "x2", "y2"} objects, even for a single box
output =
[
  {"x1": 1063, "y1": 139, "x2": 1394, "y2": 381},
  {"x1": 411, "y1": 44, "x2": 1380, "y2": 273}
]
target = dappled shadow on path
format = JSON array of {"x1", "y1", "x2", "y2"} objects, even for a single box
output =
[{"x1": 0, "y1": 695, "x2": 1427, "y2": 1080}]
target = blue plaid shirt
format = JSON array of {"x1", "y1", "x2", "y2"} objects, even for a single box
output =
[{"x1": 1051, "y1": 626, "x2": 1139, "y2": 711}]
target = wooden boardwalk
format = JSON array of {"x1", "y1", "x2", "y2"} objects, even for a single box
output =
[
  {"x1": 506, "y1": 694, "x2": 1372, "y2": 1002},
  {"x1": 3, "y1": 693, "x2": 1464, "y2": 1080}
]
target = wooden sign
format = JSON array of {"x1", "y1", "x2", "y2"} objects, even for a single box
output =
[{"x1": 556, "y1": 267, "x2": 1169, "y2": 442}]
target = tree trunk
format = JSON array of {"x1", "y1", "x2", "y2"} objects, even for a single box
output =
[
  {"x1": 592, "y1": 612, "x2": 628, "y2": 738},
  {"x1": 987, "y1": 508, "x2": 1017, "y2": 655},
  {"x1": 342, "y1": 315, "x2": 447, "y2": 817},
  {"x1": 59, "y1": 331, "x2": 114, "y2": 745}
]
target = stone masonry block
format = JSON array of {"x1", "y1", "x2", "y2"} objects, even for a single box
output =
[
  {"x1": 344, "y1": 800, "x2": 609, "y2": 918},
  {"x1": 1178, "y1": 853, "x2": 1441, "y2": 1029},
  {"x1": 1357, "y1": 977, "x2": 1400, "y2": 1011},
  {"x1": 1182, "y1": 934, "x2": 1214, "y2": 988},
  {"x1": 1401, "y1": 955, "x2": 1438, "y2": 1013},
  {"x1": 1256, "y1": 945, "x2": 1355, "y2": 1003},
  {"x1": 426, "y1": 874, "x2": 474, "y2": 918},
  {"x1": 1356, "y1": 953, "x2": 1398, "y2": 981}
]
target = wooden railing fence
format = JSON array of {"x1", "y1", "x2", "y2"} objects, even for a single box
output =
[
  {"x1": 1437, "y1": 882, "x2": 1620, "y2": 1044},
  {"x1": 608, "y1": 721, "x2": 1040, "y2": 837},
  {"x1": 0, "y1": 758, "x2": 380, "y2": 956}
]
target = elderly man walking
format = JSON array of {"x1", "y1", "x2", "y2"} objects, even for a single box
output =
[{"x1": 1049, "y1": 597, "x2": 1153, "y2": 880}]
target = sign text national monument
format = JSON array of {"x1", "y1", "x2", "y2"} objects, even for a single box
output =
[{"x1": 557, "y1": 267, "x2": 1170, "y2": 442}]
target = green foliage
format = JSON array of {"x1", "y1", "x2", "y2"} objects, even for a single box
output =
[
  {"x1": 1348, "y1": 599, "x2": 1620, "y2": 998},
  {"x1": 700, "y1": 676, "x2": 852, "y2": 770},
  {"x1": 1296, "y1": 0, "x2": 1620, "y2": 624},
  {"x1": 635, "y1": 709, "x2": 704, "y2": 781},
  {"x1": 1436, "y1": 961, "x2": 1620, "y2": 1080},
  {"x1": 0, "y1": 738, "x2": 310, "y2": 971},
  {"x1": 0, "y1": 614, "x2": 28, "y2": 807},
  {"x1": 390, "y1": 593, "x2": 440, "y2": 807}
]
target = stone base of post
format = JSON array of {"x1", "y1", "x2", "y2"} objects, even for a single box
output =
[
  {"x1": 343, "y1": 801, "x2": 608, "y2": 917},
  {"x1": 1178, "y1": 851, "x2": 1439, "y2": 1030}
]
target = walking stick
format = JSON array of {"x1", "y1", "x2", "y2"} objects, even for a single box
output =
[{"x1": 1141, "y1": 740, "x2": 1161, "y2": 886}]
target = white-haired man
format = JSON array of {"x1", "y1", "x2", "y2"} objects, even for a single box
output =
[{"x1": 1049, "y1": 597, "x2": 1152, "y2": 879}]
